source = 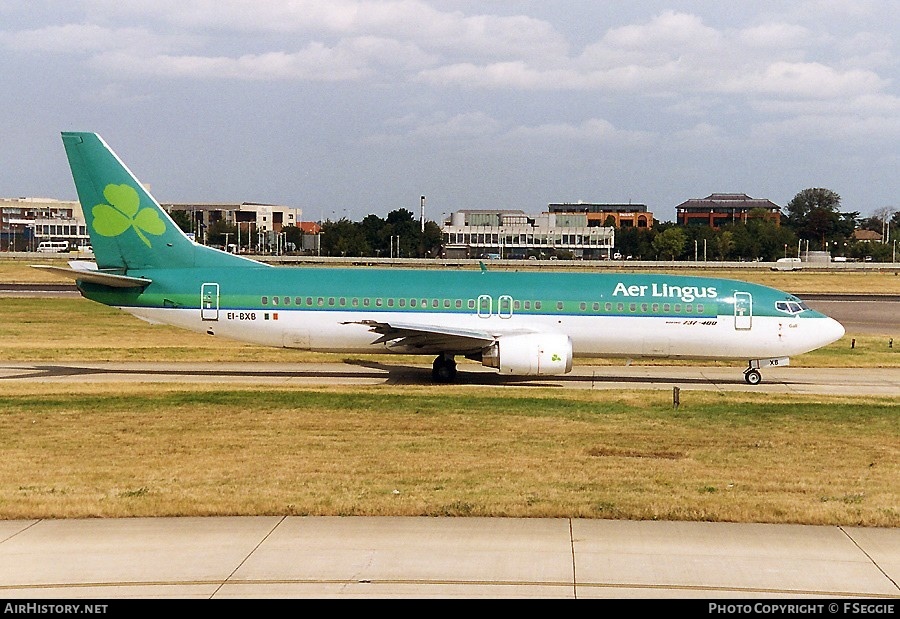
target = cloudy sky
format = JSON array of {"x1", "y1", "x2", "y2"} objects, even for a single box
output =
[{"x1": 3, "y1": 1, "x2": 898, "y2": 222}]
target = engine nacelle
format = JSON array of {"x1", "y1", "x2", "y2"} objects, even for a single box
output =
[{"x1": 482, "y1": 334, "x2": 573, "y2": 376}]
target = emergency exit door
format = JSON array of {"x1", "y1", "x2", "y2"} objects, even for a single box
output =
[
  {"x1": 734, "y1": 291, "x2": 752, "y2": 330},
  {"x1": 201, "y1": 283, "x2": 219, "y2": 321}
]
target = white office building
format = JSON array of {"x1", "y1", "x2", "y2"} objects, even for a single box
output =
[{"x1": 441, "y1": 210, "x2": 615, "y2": 259}]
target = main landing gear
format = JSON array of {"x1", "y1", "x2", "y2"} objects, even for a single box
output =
[
  {"x1": 432, "y1": 354, "x2": 457, "y2": 383},
  {"x1": 743, "y1": 367, "x2": 762, "y2": 385}
]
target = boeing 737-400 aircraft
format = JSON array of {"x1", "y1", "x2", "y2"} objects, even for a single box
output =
[{"x1": 40, "y1": 132, "x2": 845, "y2": 385}]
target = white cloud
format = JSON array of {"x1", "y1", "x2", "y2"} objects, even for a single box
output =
[
  {"x1": 91, "y1": 44, "x2": 371, "y2": 81},
  {"x1": 3, "y1": 23, "x2": 191, "y2": 55},
  {"x1": 368, "y1": 111, "x2": 502, "y2": 143},
  {"x1": 506, "y1": 118, "x2": 653, "y2": 145},
  {"x1": 88, "y1": 0, "x2": 568, "y2": 61},
  {"x1": 723, "y1": 61, "x2": 886, "y2": 97}
]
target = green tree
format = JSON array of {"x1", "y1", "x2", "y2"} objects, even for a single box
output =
[
  {"x1": 724, "y1": 211, "x2": 798, "y2": 261},
  {"x1": 716, "y1": 230, "x2": 735, "y2": 260},
  {"x1": 282, "y1": 224, "x2": 303, "y2": 253},
  {"x1": 422, "y1": 220, "x2": 443, "y2": 257},
  {"x1": 784, "y1": 188, "x2": 856, "y2": 250},
  {"x1": 359, "y1": 214, "x2": 388, "y2": 256},
  {"x1": 206, "y1": 220, "x2": 237, "y2": 247},
  {"x1": 386, "y1": 208, "x2": 423, "y2": 257},
  {"x1": 320, "y1": 218, "x2": 369, "y2": 257},
  {"x1": 168, "y1": 209, "x2": 192, "y2": 234},
  {"x1": 652, "y1": 227, "x2": 686, "y2": 260}
]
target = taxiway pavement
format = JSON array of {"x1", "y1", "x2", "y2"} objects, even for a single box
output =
[
  {"x1": 1, "y1": 362, "x2": 899, "y2": 396},
  {"x1": 1, "y1": 516, "x2": 898, "y2": 599}
]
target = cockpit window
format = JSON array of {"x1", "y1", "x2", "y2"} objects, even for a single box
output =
[{"x1": 776, "y1": 301, "x2": 808, "y2": 314}]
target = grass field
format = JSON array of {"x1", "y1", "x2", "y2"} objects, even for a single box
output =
[
  {"x1": 0, "y1": 265, "x2": 897, "y2": 526},
  {"x1": 1, "y1": 383, "x2": 897, "y2": 526}
]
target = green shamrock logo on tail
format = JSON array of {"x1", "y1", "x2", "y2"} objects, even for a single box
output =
[{"x1": 92, "y1": 184, "x2": 166, "y2": 248}]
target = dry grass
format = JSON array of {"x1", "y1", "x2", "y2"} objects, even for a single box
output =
[{"x1": 0, "y1": 383, "x2": 896, "y2": 526}]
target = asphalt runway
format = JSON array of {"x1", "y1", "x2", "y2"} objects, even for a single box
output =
[
  {"x1": 803, "y1": 296, "x2": 899, "y2": 335},
  {"x1": 2, "y1": 361, "x2": 899, "y2": 396}
]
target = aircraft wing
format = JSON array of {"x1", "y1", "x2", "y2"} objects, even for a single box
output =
[{"x1": 349, "y1": 319, "x2": 502, "y2": 354}]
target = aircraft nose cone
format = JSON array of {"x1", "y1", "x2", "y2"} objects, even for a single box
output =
[{"x1": 822, "y1": 317, "x2": 845, "y2": 346}]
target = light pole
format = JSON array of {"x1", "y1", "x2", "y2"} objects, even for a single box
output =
[{"x1": 420, "y1": 196, "x2": 426, "y2": 233}]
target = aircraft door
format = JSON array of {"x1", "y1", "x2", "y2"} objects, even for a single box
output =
[
  {"x1": 498, "y1": 295, "x2": 513, "y2": 319},
  {"x1": 734, "y1": 291, "x2": 752, "y2": 330},
  {"x1": 201, "y1": 283, "x2": 219, "y2": 321},
  {"x1": 477, "y1": 294, "x2": 492, "y2": 318}
]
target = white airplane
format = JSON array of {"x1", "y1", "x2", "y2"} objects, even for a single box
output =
[{"x1": 43, "y1": 132, "x2": 845, "y2": 385}]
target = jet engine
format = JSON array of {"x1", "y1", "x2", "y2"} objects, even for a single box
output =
[{"x1": 481, "y1": 334, "x2": 573, "y2": 375}]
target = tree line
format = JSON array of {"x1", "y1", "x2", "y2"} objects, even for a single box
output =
[
  {"x1": 178, "y1": 188, "x2": 898, "y2": 262},
  {"x1": 632, "y1": 188, "x2": 897, "y2": 262}
]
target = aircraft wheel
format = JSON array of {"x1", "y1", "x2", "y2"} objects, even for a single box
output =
[
  {"x1": 432, "y1": 355, "x2": 457, "y2": 383},
  {"x1": 744, "y1": 369, "x2": 762, "y2": 386}
]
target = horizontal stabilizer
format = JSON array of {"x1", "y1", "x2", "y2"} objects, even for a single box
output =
[{"x1": 31, "y1": 265, "x2": 151, "y2": 288}]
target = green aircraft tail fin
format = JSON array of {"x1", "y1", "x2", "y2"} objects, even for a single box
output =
[{"x1": 61, "y1": 132, "x2": 257, "y2": 271}]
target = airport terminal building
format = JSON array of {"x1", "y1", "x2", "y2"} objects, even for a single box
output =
[{"x1": 441, "y1": 209, "x2": 615, "y2": 259}]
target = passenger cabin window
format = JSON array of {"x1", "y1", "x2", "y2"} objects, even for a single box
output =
[{"x1": 261, "y1": 296, "x2": 268, "y2": 305}]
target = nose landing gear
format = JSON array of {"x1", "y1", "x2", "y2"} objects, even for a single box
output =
[{"x1": 743, "y1": 367, "x2": 762, "y2": 385}]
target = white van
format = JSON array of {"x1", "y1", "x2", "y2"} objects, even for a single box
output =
[
  {"x1": 771, "y1": 257, "x2": 802, "y2": 271},
  {"x1": 36, "y1": 241, "x2": 70, "y2": 253}
]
